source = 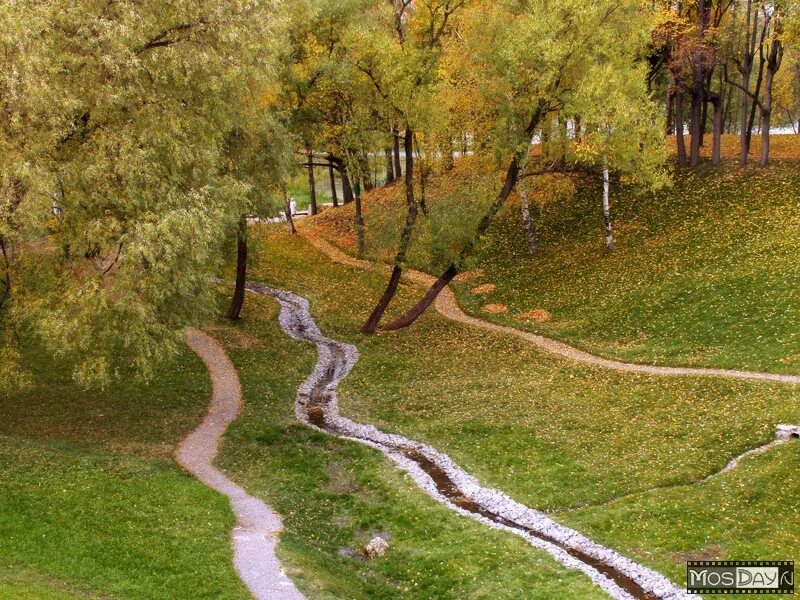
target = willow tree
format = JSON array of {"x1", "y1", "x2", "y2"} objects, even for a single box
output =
[
  {"x1": 383, "y1": 0, "x2": 663, "y2": 331},
  {"x1": 0, "y1": 0, "x2": 285, "y2": 387}
]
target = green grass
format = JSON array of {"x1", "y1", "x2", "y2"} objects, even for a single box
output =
[
  {"x1": 310, "y1": 158, "x2": 800, "y2": 373},
  {"x1": 235, "y1": 228, "x2": 799, "y2": 598},
  {"x1": 461, "y1": 162, "x2": 800, "y2": 374},
  {"x1": 0, "y1": 339, "x2": 251, "y2": 599},
  {"x1": 212, "y1": 291, "x2": 605, "y2": 599},
  {"x1": 4, "y1": 166, "x2": 798, "y2": 599}
]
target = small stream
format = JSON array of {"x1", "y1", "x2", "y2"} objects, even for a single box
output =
[{"x1": 247, "y1": 282, "x2": 693, "y2": 600}]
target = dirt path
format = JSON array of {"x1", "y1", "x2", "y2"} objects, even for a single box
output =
[
  {"x1": 301, "y1": 232, "x2": 800, "y2": 385},
  {"x1": 246, "y1": 282, "x2": 692, "y2": 600},
  {"x1": 179, "y1": 328, "x2": 305, "y2": 600}
]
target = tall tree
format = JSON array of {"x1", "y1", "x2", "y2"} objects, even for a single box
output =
[
  {"x1": 383, "y1": 0, "x2": 664, "y2": 331},
  {"x1": 0, "y1": 0, "x2": 285, "y2": 386}
]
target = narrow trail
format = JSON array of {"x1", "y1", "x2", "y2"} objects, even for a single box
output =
[
  {"x1": 552, "y1": 434, "x2": 797, "y2": 515},
  {"x1": 246, "y1": 282, "x2": 693, "y2": 600},
  {"x1": 301, "y1": 232, "x2": 800, "y2": 385},
  {"x1": 178, "y1": 328, "x2": 305, "y2": 600}
]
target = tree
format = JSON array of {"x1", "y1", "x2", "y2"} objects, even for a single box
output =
[
  {"x1": 383, "y1": 0, "x2": 663, "y2": 331},
  {"x1": 355, "y1": 0, "x2": 467, "y2": 334},
  {"x1": 0, "y1": 0, "x2": 285, "y2": 386}
]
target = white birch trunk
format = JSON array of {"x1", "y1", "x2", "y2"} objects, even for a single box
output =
[
  {"x1": 520, "y1": 189, "x2": 538, "y2": 257},
  {"x1": 602, "y1": 161, "x2": 614, "y2": 252}
]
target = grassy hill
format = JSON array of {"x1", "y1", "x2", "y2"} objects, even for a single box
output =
[{"x1": 305, "y1": 135, "x2": 800, "y2": 373}]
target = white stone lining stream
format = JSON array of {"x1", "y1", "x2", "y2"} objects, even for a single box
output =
[{"x1": 246, "y1": 282, "x2": 695, "y2": 600}]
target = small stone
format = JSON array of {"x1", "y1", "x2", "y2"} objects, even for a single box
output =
[{"x1": 365, "y1": 536, "x2": 389, "y2": 558}]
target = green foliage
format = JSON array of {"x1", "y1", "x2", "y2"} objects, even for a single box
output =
[{"x1": 0, "y1": 0, "x2": 288, "y2": 386}]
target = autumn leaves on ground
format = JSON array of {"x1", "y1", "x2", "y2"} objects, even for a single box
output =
[
  {"x1": 4, "y1": 0, "x2": 800, "y2": 598},
  {"x1": 4, "y1": 145, "x2": 799, "y2": 598}
]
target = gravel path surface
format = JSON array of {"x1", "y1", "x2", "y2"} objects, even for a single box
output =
[
  {"x1": 301, "y1": 232, "x2": 800, "y2": 385},
  {"x1": 246, "y1": 283, "x2": 693, "y2": 600},
  {"x1": 179, "y1": 328, "x2": 305, "y2": 600}
]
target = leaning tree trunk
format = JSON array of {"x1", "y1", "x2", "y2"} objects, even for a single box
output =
[
  {"x1": 602, "y1": 162, "x2": 614, "y2": 252},
  {"x1": 520, "y1": 189, "x2": 538, "y2": 257},
  {"x1": 328, "y1": 160, "x2": 339, "y2": 208},
  {"x1": 381, "y1": 104, "x2": 545, "y2": 332},
  {"x1": 307, "y1": 148, "x2": 318, "y2": 216},
  {"x1": 362, "y1": 126, "x2": 419, "y2": 334},
  {"x1": 226, "y1": 215, "x2": 248, "y2": 320},
  {"x1": 382, "y1": 156, "x2": 522, "y2": 332}
]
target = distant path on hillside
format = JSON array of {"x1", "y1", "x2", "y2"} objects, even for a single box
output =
[
  {"x1": 179, "y1": 328, "x2": 305, "y2": 600},
  {"x1": 246, "y1": 281, "x2": 692, "y2": 600},
  {"x1": 301, "y1": 231, "x2": 800, "y2": 385}
]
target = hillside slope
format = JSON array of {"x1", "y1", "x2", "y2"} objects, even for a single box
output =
[{"x1": 305, "y1": 138, "x2": 800, "y2": 373}]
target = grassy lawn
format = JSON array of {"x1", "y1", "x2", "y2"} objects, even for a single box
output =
[
  {"x1": 0, "y1": 342, "x2": 250, "y2": 599},
  {"x1": 3, "y1": 177, "x2": 797, "y2": 598},
  {"x1": 306, "y1": 145, "x2": 800, "y2": 373},
  {"x1": 212, "y1": 291, "x2": 605, "y2": 599},
  {"x1": 235, "y1": 228, "x2": 799, "y2": 598}
]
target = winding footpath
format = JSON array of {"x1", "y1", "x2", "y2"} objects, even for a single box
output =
[
  {"x1": 178, "y1": 328, "x2": 305, "y2": 600},
  {"x1": 246, "y1": 282, "x2": 692, "y2": 600},
  {"x1": 301, "y1": 231, "x2": 800, "y2": 385}
]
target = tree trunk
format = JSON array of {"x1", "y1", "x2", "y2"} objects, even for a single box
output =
[
  {"x1": 392, "y1": 125, "x2": 402, "y2": 178},
  {"x1": 307, "y1": 148, "x2": 317, "y2": 215},
  {"x1": 361, "y1": 154, "x2": 374, "y2": 191},
  {"x1": 520, "y1": 189, "x2": 538, "y2": 256},
  {"x1": 362, "y1": 126, "x2": 419, "y2": 334},
  {"x1": 283, "y1": 190, "x2": 297, "y2": 235},
  {"x1": 341, "y1": 164, "x2": 354, "y2": 204},
  {"x1": 710, "y1": 94, "x2": 723, "y2": 166},
  {"x1": 760, "y1": 32, "x2": 783, "y2": 168},
  {"x1": 676, "y1": 93, "x2": 688, "y2": 166},
  {"x1": 602, "y1": 163, "x2": 614, "y2": 252},
  {"x1": 666, "y1": 92, "x2": 675, "y2": 135},
  {"x1": 383, "y1": 155, "x2": 522, "y2": 332},
  {"x1": 226, "y1": 216, "x2": 247, "y2": 320},
  {"x1": 354, "y1": 179, "x2": 365, "y2": 258},
  {"x1": 689, "y1": 89, "x2": 703, "y2": 166},
  {"x1": 328, "y1": 160, "x2": 339, "y2": 208},
  {"x1": 739, "y1": 0, "x2": 756, "y2": 165},
  {"x1": 385, "y1": 147, "x2": 395, "y2": 184},
  {"x1": 746, "y1": 49, "x2": 766, "y2": 162},
  {"x1": 381, "y1": 104, "x2": 545, "y2": 332}
]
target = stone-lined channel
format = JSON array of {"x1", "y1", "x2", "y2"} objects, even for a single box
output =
[{"x1": 248, "y1": 282, "x2": 694, "y2": 600}]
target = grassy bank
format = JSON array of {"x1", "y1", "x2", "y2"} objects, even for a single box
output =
[
  {"x1": 0, "y1": 342, "x2": 250, "y2": 599},
  {"x1": 227, "y1": 229, "x2": 799, "y2": 597},
  {"x1": 305, "y1": 141, "x2": 800, "y2": 373}
]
